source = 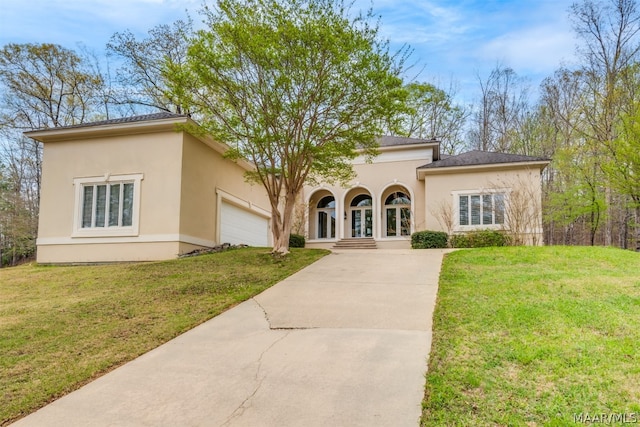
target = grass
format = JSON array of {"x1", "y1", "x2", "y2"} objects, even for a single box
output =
[
  {"x1": 0, "y1": 247, "x2": 328, "y2": 426},
  {"x1": 421, "y1": 246, "x2": 640, "y2": 426}
]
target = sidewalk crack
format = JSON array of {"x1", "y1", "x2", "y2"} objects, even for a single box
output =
[
  {"x1": 219, "y1": 331, "x2": 290, "y2": 426},
  {"x1": 252, "y1": 297, "x2": 273, "y2": 329}
]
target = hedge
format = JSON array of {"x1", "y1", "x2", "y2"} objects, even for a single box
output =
[
  {"x1": 450, "y1": 230, "x2": 509, "y2": 248},
  {"x1": 411, "y1": 230, "x2": 448, "y2": 249},
  {"x1": 289, "y1": 233, "x2": 306, "y2": 248}
]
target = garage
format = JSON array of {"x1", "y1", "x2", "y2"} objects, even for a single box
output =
[{"x1": 220, "y1": 201, "x2": 270, "y2": 247}]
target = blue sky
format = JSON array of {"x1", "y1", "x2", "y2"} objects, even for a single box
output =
[{"x1": 0, "y1": 0, "x2": 579, "y2": 104}]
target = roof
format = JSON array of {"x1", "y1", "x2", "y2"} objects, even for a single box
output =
[
  {"x1": 28, "y1": 118, "x2": 436, "y2": 149},
  {"x1": 24, "y1": 112, "x2": 192, "y2": 143},
  {"x1": 377, "y1": 135, "x2": 438, "y2": 148},
  {"x1": 417, "y1": 150, "x2": 550, "y2": 170},
  {"x1": 30, "y1": 112, "x2": 188, "y2": 132},
  {"x1": 26, "y1": 114, "x2": 443, "y2": 161},
  {"x1": 368, "y1": 135, "x2": 441, "y2": 161}
]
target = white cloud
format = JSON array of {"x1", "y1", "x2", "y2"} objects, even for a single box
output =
[
  {"x1": 478, "y1": 25, "x2": 578, "y2": 75},
  {"x1": 369, "y1": 0, "x2": 469, "y2": 45},
  {"x1": 0, "y1": 0, "x2": 198, "y2": 50}
]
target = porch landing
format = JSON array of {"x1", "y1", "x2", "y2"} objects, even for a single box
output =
[{"x1": 332, "y1": 237, "x2": 377, "y2": 249}]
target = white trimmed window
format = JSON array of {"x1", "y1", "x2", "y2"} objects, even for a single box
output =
[
  {"x1": 384, "y1": 191, "x2": 411, "y2": 237},
  {"x1": 457, "y1": 192, "x2": 505, "y2": 227},
  {"x1": 73, "y1": 174, "x2": 143, "y2": 237}
]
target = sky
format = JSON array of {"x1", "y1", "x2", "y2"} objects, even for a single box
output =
[{"x1": 0, "y1": 0, "x2": 580, "y2": 105}]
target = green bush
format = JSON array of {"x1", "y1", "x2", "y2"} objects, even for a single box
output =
[
  {"x1": 449, "y1": 234, "x2": 471, "y2": 248},
  {"x1": 451, "y1": 230, "x2": 509, "y2": 248},
  {"x1": 289, "y1": 233, "x2": 306, "y2": 248},
  {"x1": 411, "y1": 230, "x2": 448, "y2": 249}
]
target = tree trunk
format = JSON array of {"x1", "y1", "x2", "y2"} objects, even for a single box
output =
[
  {"x1": 622, "y1": 208, "x2": 630, "y2": 250},
  {"x1": 604, "y1": 186, "x2": 613, "y2": 246},
  {"x1": 270, "y1": 189, "x2": 299, "y2": 255}
]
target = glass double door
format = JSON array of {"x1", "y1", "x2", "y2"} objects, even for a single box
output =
[
  {"x1": 317, "y1": 210, "x2": 336, "y2": 238},
  {"x1": 351, "y1": 207, "x2": 373, "y2": 238},
  {"x1": 385, "y1": 206, "x2": 411, "y2": 236}
]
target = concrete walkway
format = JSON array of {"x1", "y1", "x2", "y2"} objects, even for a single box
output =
[{"x1": 12, "y1": 249, "x2": 449, "y2": 427}]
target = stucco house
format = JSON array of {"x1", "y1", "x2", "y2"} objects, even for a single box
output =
[
  {"x1": 303, "y1": 137, "x2": 550, "y2": 249},
  {"x1": 26, "y1": 112, "x2": 272, "y2": 263},
  {"x1": 26, "y1": 112, "x2": 549, "y2": 263}
]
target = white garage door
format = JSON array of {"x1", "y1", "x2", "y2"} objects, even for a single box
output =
[{"x1": 220, "y1": 202, "x2": 269, "y2": 247}]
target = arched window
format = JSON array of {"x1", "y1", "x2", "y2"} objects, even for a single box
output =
[
  {"x1": 317, "y1": 196, "x2": 336, "y2": 209},
  {"x1": 384, "y1": 191, "x2": 411, "y2": 237},
  {"x1": 316, "y1": 195, "x2": 336, "y2": 239},
  {"x1": 351, "y1": 194, "x2": 372, "y2": 207},
  {"x1": 385, "y1": 192, "x2": 411, "y2": 205}
]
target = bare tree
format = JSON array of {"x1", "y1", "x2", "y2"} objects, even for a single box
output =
[
  {"x1": 107, "y1": 18, "x2": 194, "y2": 114},
  {"x1": 468, "y1": 65, "x2": 530, "y2": 153},
  {"x1": 0, "y1": 43, "x2": 106, "y2": 264},
  {"x1": 431, "y1": 199, "x2": 455, "y2": 239},
  {"x1": 393, "y1": 81, "x2": 469, "y2": 154},
  {"x1": 491, "y1": 173, "x2": 544, "y2": 245},
  {"x1": 0, "y1": 43, "x2": 104, "y2": 130},
  {"x1": 537, "y1": 68, "x2": 603, "y2": 245},
  {"x1": 570, "y1": 0, "x2": 640, "y2": 245}
]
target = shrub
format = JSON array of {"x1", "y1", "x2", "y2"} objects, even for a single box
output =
[
  {"x1": 289, "y1": 233, "x2": 306, "y2": 248},
  {"x1": 450, "y1": 234, "x2": 471, "y2": 248},
  {"x1": 411, "y1": 231, "x2": 448, "y2": 249},
  {"x1": 451, "y1": 230, "x2": 510, "y2": 248},
  {"x1": 472, "y1": 230, "x2": 509, "y2": 247}
]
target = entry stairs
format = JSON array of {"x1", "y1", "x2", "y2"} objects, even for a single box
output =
[{"x1": 332, "y1": 237, "x2": 377, "y2": 249}]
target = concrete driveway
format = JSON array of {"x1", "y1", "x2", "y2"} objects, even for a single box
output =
[{"x1": 11, "y1": 249, "x2": 449, "y2": 427}]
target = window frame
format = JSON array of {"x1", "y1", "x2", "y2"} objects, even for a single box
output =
[
  {"x1": 453, "y1": 189, "x2": 508, "y2": 231},
  {"x1": 72, "y1": 173, "x2": 143, "y2": 237}
]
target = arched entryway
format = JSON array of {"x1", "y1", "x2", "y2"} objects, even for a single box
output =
[
  {"x1": 345, "y1": 188, "x2": 374, "y2": 238},
  {"x1": 308, "y1": 190, "x2": 337, "y2": 240},
  {"x1": 381, "y1": 186, "x2": 412, "y2": 238}
]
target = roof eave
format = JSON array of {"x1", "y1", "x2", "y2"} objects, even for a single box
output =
[
  {"x1": 356, "y1": 141, "x2": 440, "y2": 154},
  {"x1": 24, "y1": 116, "x2": 192, "y2": 142},
  {"x1": 416, "y1": 160, "x2": 550, "y2": 180}
]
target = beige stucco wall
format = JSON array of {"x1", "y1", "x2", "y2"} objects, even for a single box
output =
[
  {"x1": 37, "y1": 131, "x2": 185, "y2": 262},
  {"x1": 423, "y1": 166, "x2": 544, "y2": 244},
  {"x1": 178, "y1": 133, "x2": 271, "y2": 247},
  {"x1": 38, "y1": 131, "x2": 183, "y2": 239},
  {"x1": 36, "y1": 242, "x2": 182, "y2": 264},
  {"x1": 303, "y1": 152, "x2": 427, "y2": 244}
]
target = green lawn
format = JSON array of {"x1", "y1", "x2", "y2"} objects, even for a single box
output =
[
  {"x1": 0, "y1": 247, "x2": 328, "y2": 426},
  {"x1": 422, "y1": 246, "x2": 640, "y2": 426}
]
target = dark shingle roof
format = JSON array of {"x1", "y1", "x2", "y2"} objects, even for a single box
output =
[
  {"x1": 41, "y1": 112, "x2": 187, "y2": 131},
  {"x1": 377, "y1": 135, "x2": 438, "y2": 147},
  {"x1": 417, "y1": 150, "x2": 549, "y2": 169}
]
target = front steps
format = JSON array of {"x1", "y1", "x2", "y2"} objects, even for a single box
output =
[{"x1": 332, "y1": 237, "x2": 377, "y2": 249}]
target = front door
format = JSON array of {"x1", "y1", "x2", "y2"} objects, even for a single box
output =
[{"x1": 351, "y1": 207, "x2": 373, "y2": 237}]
